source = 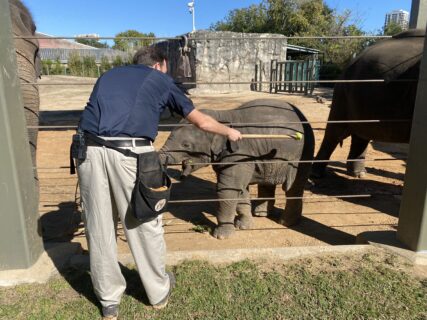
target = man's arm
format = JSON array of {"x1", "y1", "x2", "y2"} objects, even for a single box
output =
[{"x1": 186, "y1": 109, "x2": 242, "y2": 142}]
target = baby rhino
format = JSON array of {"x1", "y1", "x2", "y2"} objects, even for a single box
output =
[{"x1": 160, "y1": 99, "x2": 314, "y2": 239}]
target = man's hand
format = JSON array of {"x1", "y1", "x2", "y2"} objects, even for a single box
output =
[
  {"x1": 227, "y1": 128, "x2": 242, "y2": 142},
  {"x1": 186, "y1": 109, "x2": 242, "y2": 139}
]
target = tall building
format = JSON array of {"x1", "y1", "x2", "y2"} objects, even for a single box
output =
[{"x1": 384, "y1": 10, "x2": 410, "y2": 30}]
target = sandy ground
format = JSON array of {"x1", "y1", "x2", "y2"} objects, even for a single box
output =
[{"x1": 37, "y1": 76, "x2": 405, "y2": 253}]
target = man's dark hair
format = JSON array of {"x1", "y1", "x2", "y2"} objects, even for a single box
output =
[{"x1": 133, "y1": 46, "x2": 168, "y2": 66}]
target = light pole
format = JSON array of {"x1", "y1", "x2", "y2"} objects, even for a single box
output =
[{"x1": 188, "y1": 0, "x2": 196, "y2": 32}]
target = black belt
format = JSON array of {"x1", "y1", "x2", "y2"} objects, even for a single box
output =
[{"x1": 85, "y1": 136, "x2": 151, "y2": 148}]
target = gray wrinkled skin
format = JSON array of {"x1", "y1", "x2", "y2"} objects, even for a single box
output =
[
  {"x1": 313, "y1": 29, "x2": 425, "y2": 178},
  {"x1": 160, "y1": 99, "x2": 314, "y2": 239},
  {"x1": 9, "y1": 0, "x2": 40, "y2": 195}
]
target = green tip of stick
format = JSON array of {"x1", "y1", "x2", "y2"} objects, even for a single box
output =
[{"x1": 294, "y1": 132, "x2": 303, "y2": 140}]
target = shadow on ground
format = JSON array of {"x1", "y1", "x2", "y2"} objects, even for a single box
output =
[
  {"x1": 166, "y1": 169, "x2": 218, "y2": 231},
  {"x1": 310, "y1": 163, "x2": 403, "y2": 218},
  {"x1": 40, "y1": 201, "x2": 82, "y2": 242},
  {"x1": 41, "y1": 201, "x2": 152, "y2": 313},
  {"x1": 166, "y1": 168, "x2": 362, "y2": 245}
]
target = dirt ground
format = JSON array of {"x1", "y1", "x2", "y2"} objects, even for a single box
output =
[{"x1": 37, "y1": 76, "x2": 405, "y2": 253}]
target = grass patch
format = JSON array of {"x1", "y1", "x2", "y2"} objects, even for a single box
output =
[
  {"x1": 0, "y1": 251, "x2": 426, "y2": 319},
  {"x1": 192, "y1": 224, "x2": 212, "y2": 234}
]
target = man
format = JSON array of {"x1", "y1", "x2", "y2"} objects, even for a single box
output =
[{"x1": 76, "y1": 46, "x2": 242, "y2": 320}]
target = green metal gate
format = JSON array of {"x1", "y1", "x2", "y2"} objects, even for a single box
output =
[{"x1": 269, "y1": 59, "x2": 319, "y2": 95}]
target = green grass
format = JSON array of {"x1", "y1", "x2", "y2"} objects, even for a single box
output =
[{"x1": 0, "y1": 251, "x2": 426, "y2": 320}]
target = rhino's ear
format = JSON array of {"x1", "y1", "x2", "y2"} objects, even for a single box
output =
[{"x1": 211, "y1": 134, "x2": 227, "y2": 156}]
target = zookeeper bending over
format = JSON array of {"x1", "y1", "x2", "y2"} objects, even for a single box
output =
[{"x1": 72, "y1": 46, "x2": 242, "y2": 320}]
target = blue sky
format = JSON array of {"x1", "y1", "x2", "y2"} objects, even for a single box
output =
[{"x1": 24, "y1": 0, "x2": 412, "y2": 38}]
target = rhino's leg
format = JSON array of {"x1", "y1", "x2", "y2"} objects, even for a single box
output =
[
  {"x1": 213, "y1": 165, "x2": 254, "y2": 240},
  {"x1": 347, "y1": 135, "x2": 370, "y2": 178},
  {"x1": 279, "y1": 162, "x2": 312, "y2": 227},
  {"x1": 312, "y1": 123, "x2": 349, "y2": 178},
  {"x1": 235, "y1": 187, "x2": 254, "y2": 230},
  {"x1": 253, "y1": 184, "x2": 276, "y2": 217},
  {"x1": 279, "y1": 185, "x2": 304, "y2": 227}
]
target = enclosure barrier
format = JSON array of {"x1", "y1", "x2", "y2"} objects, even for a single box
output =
[{"x1": 12, "y1": 31, "x2": 427, "y2": 254}]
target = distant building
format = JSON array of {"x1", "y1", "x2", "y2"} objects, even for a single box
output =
[
  {"x1": 384, "y1": 10, "x2": 409, "y2": 30},
  {"x1": 37, "y1": 32, "x2": 128, "y2": 63}
]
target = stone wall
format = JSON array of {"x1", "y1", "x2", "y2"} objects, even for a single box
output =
[
  {"x1": 156, "y1": 31, "x2": 288, "y2": 94},
  {"x1": 189, "y1": 31, "x2": 287, "y2": 93}
]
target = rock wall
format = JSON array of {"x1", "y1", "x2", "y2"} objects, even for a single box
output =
[
  {"x1": 156, "y1": 31, "x2": 288, "y2": 94},
  {"x1": 189, "y1": 31, "x2": 287, "y2": 93}
]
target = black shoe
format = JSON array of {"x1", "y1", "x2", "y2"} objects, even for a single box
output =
[
  {"x1": 153, "y1": 272, "x2": 176, "y2": 309},
  {"x1": 102, "y1": 304, "x2": 118, "y2": 319}
]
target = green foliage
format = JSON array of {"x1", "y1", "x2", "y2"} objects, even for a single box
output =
[
  {"x1": 100, "y1": 56, "x2": 111, "y2": 74},
  {"x1": 212, "y1": 4, "x2": 268, "y2": 33},
  {"x1": 82, "y1": 56, "x2": 98, "y2": 77},
  {"x1": 76, "y1": 38, "x2": 109, "y2": 48},
  {"x1": 68, "y1": 52, "x2": 83, "y2": 76},
  {"x1": 68, "y1": 52, "x2": 99, "y2": 77},
  {"x1": 192, "y1": 225, "x2": 212, "y2": 233},
  {"x1": 383, "y1": 22, "x2": 404, "y2": 36},
  {"x1": 113, "y1": 29, "x2": 156, "y2": 52},
  {"x1": 41, "y1": 59, "x2": 52, "y2": 75},
  {"x1": 211, "y1": 0, "x2": 367, "y2": 68},
  {"x1": 112, "y1": 55, "x2": 124, "y2": 68},
  {"x1": 51, "y1": 57, "x2": 64, "y2": 75}
]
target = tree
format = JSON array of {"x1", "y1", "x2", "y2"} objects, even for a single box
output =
[
  {"x1": 212, "y1": 4, "x2": 268, "y2": 33},
  {"x1": 113, "y1": 30, "x2": 156, "y2": 52},
  {"x1": 211, "y1": 0, "x2": 366, "y2": 67},
  {"x1": 76, "y1": 38, "x2": 109, "y2": 48},
  {"x1": 383, "y1": 22, "x2": 403, "y2": 36}
]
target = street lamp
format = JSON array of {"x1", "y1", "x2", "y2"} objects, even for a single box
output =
[{"x1": 188, "y1": 1, "x2": 196, "y2": 32}]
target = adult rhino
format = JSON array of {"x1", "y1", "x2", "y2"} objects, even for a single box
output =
[
  {"x1": 312, "y1": 29, "x2": 425, "y2": 178},
  {"x1": 9, "y1": 0, "x2": 41, "y2": 190},
  {"x1": 160, "y1": 99, "x2": 314, "y2": 239}
]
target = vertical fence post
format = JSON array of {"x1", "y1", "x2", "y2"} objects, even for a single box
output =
[
  {"x1": 0, "y1": 0, "x2": 43, "y2": 269},
  {"x1": 254, "y1": 63, "x2": 258, "y2": 91},
  {"x1": 410, "y1": 0, "x2": 427, "y2": 29},
  {"x1": 397, "y1": 26, "x2": 427, "y2": 252}
]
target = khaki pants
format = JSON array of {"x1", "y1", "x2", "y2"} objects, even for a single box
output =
[{"x1": 77, "y1": 144, "x2": 170, "y2": 307}]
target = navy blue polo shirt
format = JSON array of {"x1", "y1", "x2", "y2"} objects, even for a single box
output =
[{"x1": 79, "y1": 64, "x2": 194, "y2": 141}]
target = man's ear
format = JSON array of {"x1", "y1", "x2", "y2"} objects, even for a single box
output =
[{"x1": 211, "y1": 134, "x2": 227, "y2": 156}]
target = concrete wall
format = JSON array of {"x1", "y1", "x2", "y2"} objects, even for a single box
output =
[
  {"x1": 190, "y1": 31, "x2": 287, "y2": 93},
  {"x1": 409, "y1": 0, "x2": 427, "y2": 29},
  {"x1": 157, "y1": 31, "x2": 288, "y2": 94}
]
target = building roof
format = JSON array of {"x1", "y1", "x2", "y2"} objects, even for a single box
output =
[
  {"x1": 36, "y1": 32, "x2": 96, "y2": 49},
  {"x1": 39, "y1": 48, "x2": 129, "y2": 63},
  {"x1": 287, "y1": 44, "x2": 320, "y2": 54},
  {"x1": 36, "y1": 32, "x2": 129, "y2": 63}
]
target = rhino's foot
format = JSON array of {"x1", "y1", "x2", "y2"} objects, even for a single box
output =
[
  {"x1": 253, "y1": 208, "x2": 268, "y2": 217},
  {"x1": 347, "y1": 161, "x2": 367, "y2": 179},
  {"x1": 348, "y1": 169, "x2": 367, "y2": 179},
  {"x1": 310, "y1": 165, "x2": 326, "y2": 179},
  {"x1": 235, "y1": 215, "x2": 253, "y2": 230},
  {"x1": 279, "y1": 214, "x2": 301, "y2": 227},
  {"x1": 253, "y1": 202, "x2": 276, "y2": 217},
  {"x1": 213, "y1": 224, "x2": 235, "y2": 240}
]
